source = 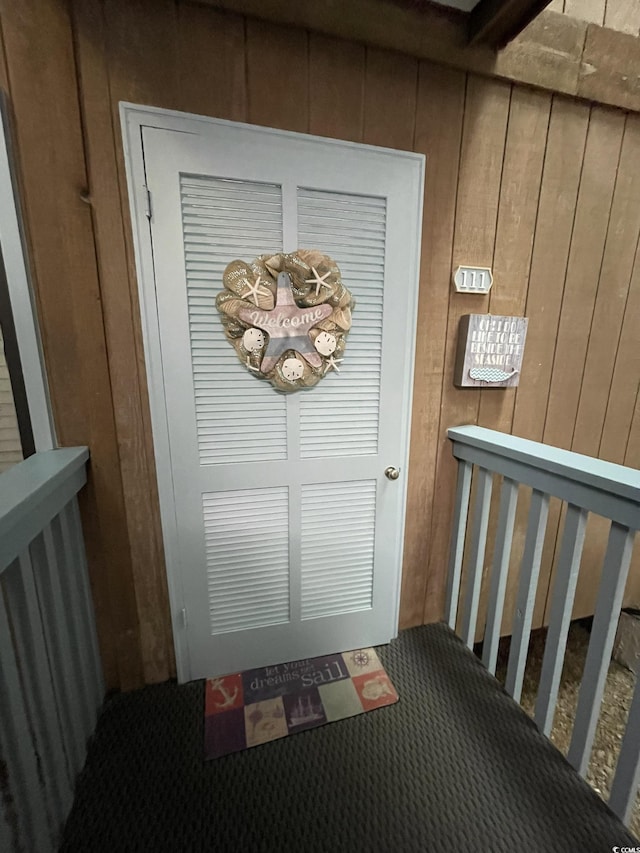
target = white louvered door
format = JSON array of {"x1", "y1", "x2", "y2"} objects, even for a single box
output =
[{"x1": 134, "y1": 115, "x2": 423, "y2": 681}]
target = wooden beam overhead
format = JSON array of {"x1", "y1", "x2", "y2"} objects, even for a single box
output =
[
  {"x1": 469, "y1": 0, "x2": 553, "y2": 48},
  {"x1": 202, "y1": 0, "x2": 640, "y2": 115}
]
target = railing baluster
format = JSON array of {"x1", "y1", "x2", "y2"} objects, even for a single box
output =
[
  {"x1": 57, "y1": 505, "x2": 103, "y2": 734},
  {"x1": 567, "y1": 522, "x2": 636, "y2": 776},
  {"x1": 535, "y1": 503, "x2": 589, "y2": 736},
  {"x1": 482, "y1": 477, "x2": 518, "y2": 674},
  {"x1": 3, "y1": 552, "x2": 74, "y2": 836},
  {"x1": 62, "y1": 498, "x2": 104, "y2": 711},
  {"x1": 47, "y1": 512, "x2": 95, "y2": 745},
  {"x1": 461, "y1": 467, "x2": 493, "y2": 649},
  {"x1": 445, "y1": 459, "x2": 472, "y2": 629},
  {"x1": 609, "y1": 673, "x2": 640, "y2": 824},
  {"x1": 0, "y1": 447, "x2": 94, "y2": 850},
  {"x1": 0, "y1": 575, "x2": 51, "y2": 852},
  {"x1": 30, "y1": 528, "x2": 86, "y2": 774},
  {"x1": 505, "y1": 490, "x2": 550, "y2": 702},
  {"x1": 448, "y1": 427, "x2": 640, "y2": 815}
]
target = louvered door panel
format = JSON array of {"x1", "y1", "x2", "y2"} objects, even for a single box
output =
[
  {"x1": 180, "y1": 175, "x2": 287, "y2": 464},
  {"x1": 301, "y1": 480, "x2": 377, "y2": 620},
  {"x1": 204, "y1": 487, "x2": 290, "y2": 634},
  {"x1": 297, "y1": 189, "x2": 385, "y2": 459}
]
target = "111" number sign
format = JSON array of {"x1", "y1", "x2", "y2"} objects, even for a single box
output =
[{"x1": 453, "y1": 266, "x2": 493, "y2": 294}]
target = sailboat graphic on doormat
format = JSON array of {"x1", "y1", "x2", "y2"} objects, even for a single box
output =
[{"x1": 288, "y1": 693, "x2": 324, "y2": 727}]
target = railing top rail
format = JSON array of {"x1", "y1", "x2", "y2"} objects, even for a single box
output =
[
  {"x1": 447, "y1": 426, "x2": 640, "y2": 507},
  {"x1": 0, "y1": 447, "x2": 89, "y2": 572}
]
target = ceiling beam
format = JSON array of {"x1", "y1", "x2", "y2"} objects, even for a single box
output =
[
  {"x1": 468, "y1": 0, "x2": 553, "y2": 48},
  {"x1": 202, "y1": 0, "x2": 640, "y2": 115}
]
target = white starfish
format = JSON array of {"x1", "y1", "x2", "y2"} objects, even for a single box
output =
[
  {"x1": 324, "y1": 355, "x2": 343, "y2": 375},
  {"x1": 245, "y1": 356, "x2": 261, "y2": 373},
  {"x1": 243, "y1": 274, "x2": 268, "y2": 305},
  {"x1": 305, "y1": 266, "x2": 332, "y2": 296}
]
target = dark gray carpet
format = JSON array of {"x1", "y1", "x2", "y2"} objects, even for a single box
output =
[{"x1": 60, "y1": 624, "x2": 637, "y2": 852}]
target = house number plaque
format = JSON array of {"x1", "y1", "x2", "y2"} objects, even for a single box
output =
[
  {"x1": 454, "y1": 314, "x2": 528, "y2": 388},
  {"x1": 453, "y1": 266, "x2": 493, "y2": 294}
]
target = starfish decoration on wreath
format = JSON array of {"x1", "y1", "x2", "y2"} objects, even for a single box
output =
[
  {"x1": 305, "y1": 266, "x2": 332, "y2": 296},
  {"x1": 324, "y1": 355, "x2": 343, "y2": 374},
  {"x1": 238, "y1": 272, "x2": 333, "y2": 374},
  {"x1": 242, "y1": 274, "x2": 269, "y2": 305}
]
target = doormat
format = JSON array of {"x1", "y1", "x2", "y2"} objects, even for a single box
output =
[{"x1": 204, "y1": 647, "x2": 398, "y2": 759}]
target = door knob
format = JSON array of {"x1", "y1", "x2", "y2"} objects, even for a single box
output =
[{"x1": 385, "y1": 466, "x2": 400, "y2": 481}]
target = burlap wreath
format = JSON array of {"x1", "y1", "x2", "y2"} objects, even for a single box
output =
[{"x1": 216, "y1": 250, "x2": 355, "y2": 393}]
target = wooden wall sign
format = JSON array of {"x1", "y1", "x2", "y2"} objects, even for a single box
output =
[{"x1": 454, "y1": 314, "x2": 528, "y2": 388}]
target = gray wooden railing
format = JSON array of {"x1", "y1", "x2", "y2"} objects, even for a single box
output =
[
  {"x1": 0, "y1": 447, "x2": 103, "y2": 852},
  {"x1": 446, "y1": 425, "x2": 640, "y2": 825}
]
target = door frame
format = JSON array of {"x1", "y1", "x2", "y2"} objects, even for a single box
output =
[{"x1": 120, "y1": 103, "x2": 424, "y2": 681}]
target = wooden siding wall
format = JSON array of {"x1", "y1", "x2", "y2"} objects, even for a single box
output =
[
  {"x1": 0, "y1": 0, "x2": 637, "y2": 689},
  {"x1": 548, "y1": 0, "x2": 640, "y2": 34}
]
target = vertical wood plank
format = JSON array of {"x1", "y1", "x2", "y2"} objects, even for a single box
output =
[
  {"x1": 562, "y1": 113, "x2": 640, "y2": 622},
  {"x1": 363, "y1": 47, "x2": 417, "y2": 150},
  {"x1": 540, "y1": 107, "x2": 626, "y2": 628},
  {"x1": 505, "y1": 490, "x2": 550, "y2": 701},
  {"x1": 544, "y1": 107, "x2": 625, "y2": 451},
  {"x1": 309, "y1": 33, "x2": 364, "y2": 141},
  {"x1": 0, "y1": 582, "x2": 51, "y2": 852},
  {"x1": 568, "y1": 522, "x2": 635, "y2": 776},
  {"x1": 600, "y1": 250, "x2": 640, "y2": 464},
  {"x1": 507, "y1": 99, "x2": 589, "y2": 634},
  {"x1": 361, "y1": 46, "x2": 419, "y2": 624},
  {"x1": 572, "y1": 114, "x2": 640, "y2": 458},
  {"x1": 461, "y1": 468, "x2": 493, "y2": 648},
  {"x1": 103, "y1": 0, "x2": 182, "y2": 659},
  {"x1": 604, "y1": 0, "x2": 640, "y2": 35},
  {"x1": 73, "y1": 0, "x2": 209, "y2": 684},
  {"x1": 478, "y1": 86, "x2": 551, "y2": 434},
  {"x1": 177, "y1": 2, "x2": 247, "y2": 120},
  {"x1": 1, "y1": 0, "x2": 142, "y2": 689},
  {"x1": 535, "y1": 503, "x2": 588, "y2": 735},
  {"x1": 473, "y1": 87, "x2": 550, "y2": 641},
  {"x1": 403, "y1": 61, "x2": 466, "y2": 628},
  {"x1": 512, "y1": 98, "x2": 589, "y2": 443},
  {"x1": 564, "y1": 0, "x2": 606, "y2": 24},
  {"x1": 105, "y1": 0, "x2": 180, "y2": 110},
  {"x1": 444, "y1": 458, "x2": 472, "y2": 628},
  {"x1": 0, "y1": 9, "x2": 9, "y2": 89},
  {"x1": 247, "y1": 18, "x2": 308, "y2": 132},
  {"x1": 424, "y1": 75, "x2": 510, "y2": 624},
  {"x1": 103, "y1": 1, "x2": 182, "y2": 676},
  {"x1": 482, "y1": 477, "x2": 518, "y2": 674}
]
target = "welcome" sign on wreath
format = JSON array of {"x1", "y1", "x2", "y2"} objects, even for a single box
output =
[{"x1": 216, "y1": 250, "x2": 355, "y2": 393}]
